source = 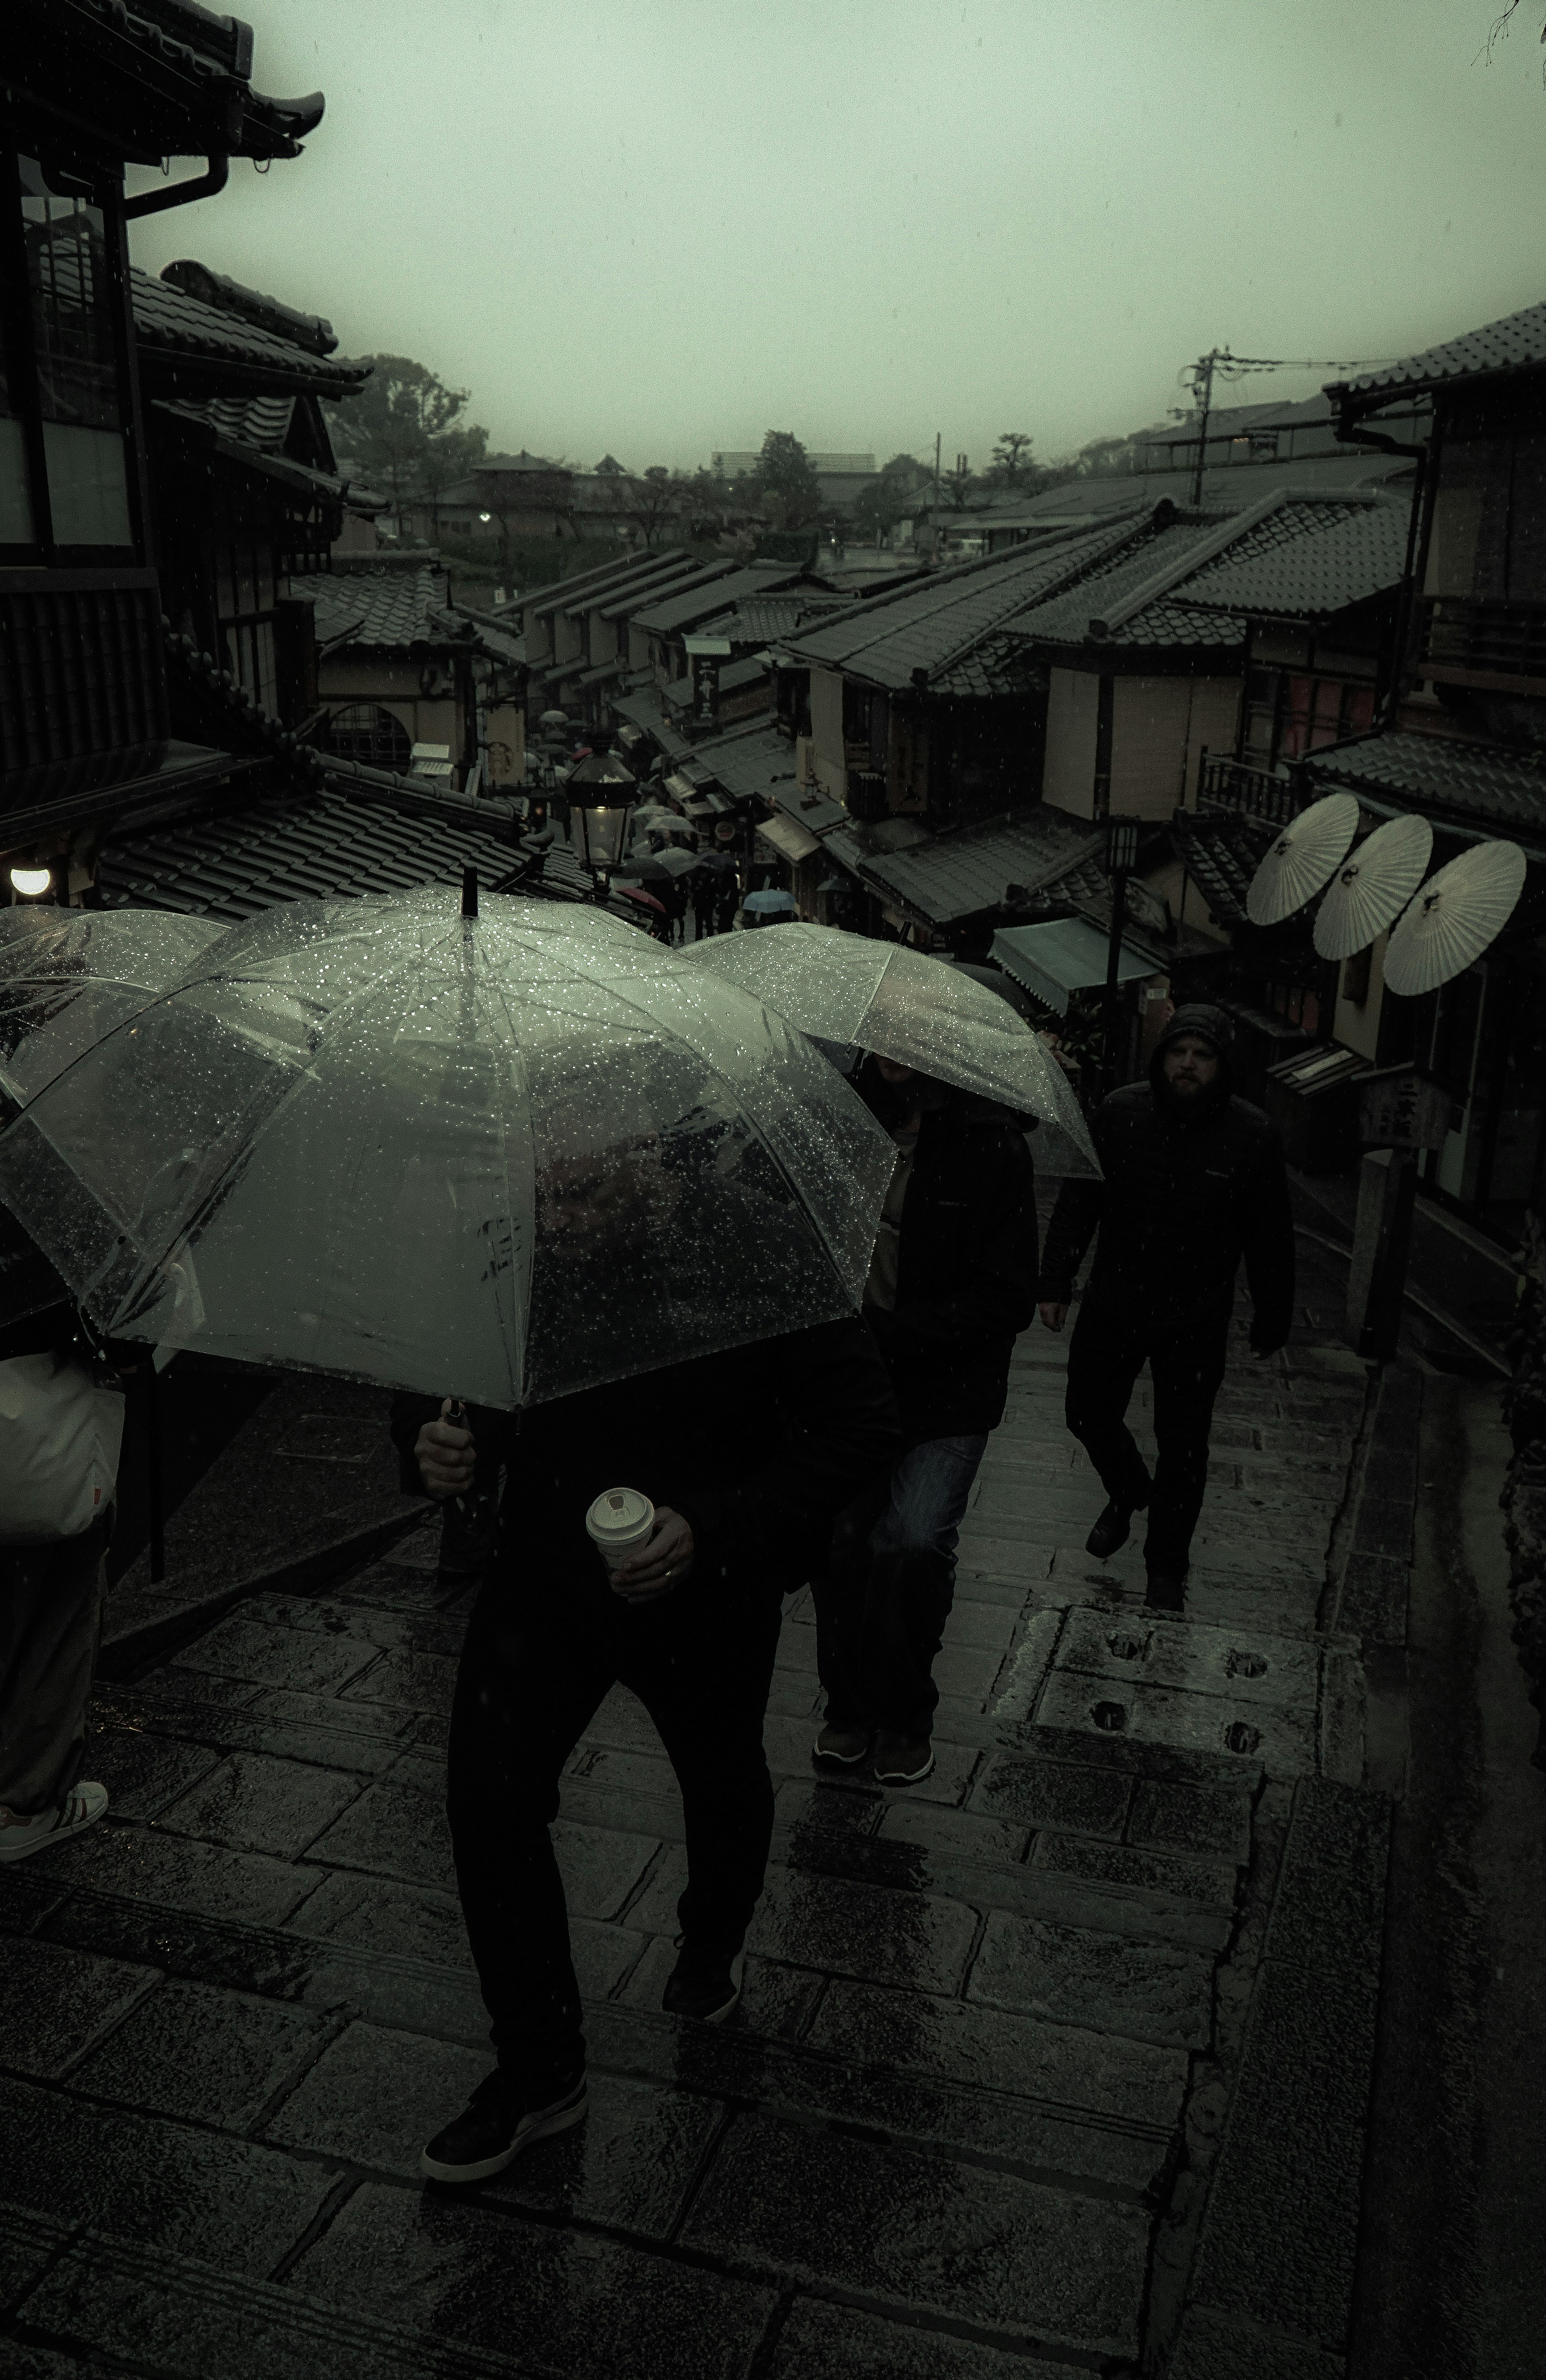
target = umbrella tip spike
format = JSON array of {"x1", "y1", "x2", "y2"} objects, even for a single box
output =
[{"x1": 461, "y1": 865, "x2": 479, "y2": 920}]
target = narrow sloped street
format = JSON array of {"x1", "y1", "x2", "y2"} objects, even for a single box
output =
[{"x1": 0, "y1": 1234, "x2": 1391, "y2": 2378}]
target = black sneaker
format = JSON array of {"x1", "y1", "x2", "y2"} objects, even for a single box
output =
[
  {"x1": 420, "y1": 2070, "x2": 587, "y2": 2183},
  {"x1": 1145, "y1": 1572, "x2": 1187, "y2": 1614},
  {"x1": 1085, "y1": 1500, "x2": 1133, "y2": 1559},
  {"x1": 439, "y1": 1487, "x2": 500, "y2": 1576},
  {"x1": 661, "y1": 1937, "x2": 746, "y2": 2024}
]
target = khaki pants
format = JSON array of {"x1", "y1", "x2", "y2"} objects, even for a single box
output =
[{"x1": 0, "y1": 1523, "x2": 107, "y2": 1817}]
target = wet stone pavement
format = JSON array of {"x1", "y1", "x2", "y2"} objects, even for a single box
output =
[{"x1": 2, "y1": 1254, "x2": 1387, "y2": 2379}]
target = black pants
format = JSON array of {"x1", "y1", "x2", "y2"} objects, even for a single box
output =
[
  {"x1": 812, "y1": 1434, "x2": 988, "y2": 1739},
  {"x1": 446, "y1": 1557, "x2": 781, "y2": 2103},
  {"x1": 1064, "y1": 1304, "x2": 1229, "y2": 1578}
]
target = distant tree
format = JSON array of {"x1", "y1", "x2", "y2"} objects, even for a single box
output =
[
  {"x1": 626, "y1": 465, "x2": 684, "y2": 548},
  {"x1": 594, "y1": 453, "x2": 627, "y2": 475},
  {"x1": 1071, "y1": 434, "x2": 1135, "y2": 478},
  {"x1": 752, "y1": 430, "x2": 823, "y2": 530},
  {"x1": 851, "y1": 451, "x2": 932, "y2": 543},
  {"x1": 327, "y1": 356, "x2": 480, "y2": 529},
  {"x1": 475, "y1": 458, "x2": 575, "y2": 572},
  {"x1": 984, "y1": 431, "x2": 1038, "y2": 494},
  {"x1": 418, "y1": 421, "x2": 489, "y2": 534},
  {"x1": 940, "y1": 453, "x2": 979, "y2": 510}
]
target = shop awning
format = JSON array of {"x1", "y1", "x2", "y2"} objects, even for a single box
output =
[
  {"x1": 756, "y1": 811, "x2": 822, "y2": 865},
  {"x1": 990, "y1": 918, "x2": 1155, "y2": 1016}
]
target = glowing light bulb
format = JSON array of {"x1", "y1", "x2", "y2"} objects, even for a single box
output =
[{"x1": 8, "y1": 867, "x2": 51, "y2": 897}]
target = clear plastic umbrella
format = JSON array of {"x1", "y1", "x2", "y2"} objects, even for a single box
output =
[
  {"x1": 0, "y1": 906, "x2": 226, "y2": 1115},
  {"x1": 679, "y1": 922, "x2": 1100, "y2": 1174},
  {"x1": 0, "y1": 889, "x2": 897, "y2": 1409}
]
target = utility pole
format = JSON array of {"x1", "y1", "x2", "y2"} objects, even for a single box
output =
[
  {"x1": 934, "y1": 432, "x2": 941, "y2": 509},
  {"x1": 1189, "y1": 347, "x2": 1226, "y2": 506},
  {"x1": 1101, "y1": 817, "x2": 1141, "y2": 1094}
]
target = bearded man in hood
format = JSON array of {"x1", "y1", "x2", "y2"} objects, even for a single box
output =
[{"x1": 1037, "y1": 1003, "x2": 1294, "y2": 1611}]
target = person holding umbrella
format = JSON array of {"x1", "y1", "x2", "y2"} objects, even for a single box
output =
[
  {"x1": 0, "y1": 886, "x2": 904, "y2": 2188},
  {"x1": 1036, "y1": 1003, "x2": 1294, "y2": 1610},
  {"x1": 676, "y1": 926, "x2": 1091, "y2": 1786}
]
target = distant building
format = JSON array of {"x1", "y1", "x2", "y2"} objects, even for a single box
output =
[{"x1": 712, "y1": 450, "x2": 879, "y2": 515}]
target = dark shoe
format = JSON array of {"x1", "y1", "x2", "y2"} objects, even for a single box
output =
[
  {"x1": 813, "y1": 1720, "x2": 871, "y2": 1766},
  {"x1": 420, "y1": 2069, "x2": 586, "y2": 2183},
  {"x1": 1145, "y1": 1573, "x2": 1187, "y2": 1613},
  {"x1": 438, "y1": 1486, "x2": 500, "y2": 1576},
  {"x1": 661, "y1": 1937, "x2": 746, "y2": 2024},
  {"x1": 872, "y1": 1733, "x2": 934, "y2": 1784},
  {"x1": 1085, "y1": 1500, "x2": 1133, "y2": 1560}
]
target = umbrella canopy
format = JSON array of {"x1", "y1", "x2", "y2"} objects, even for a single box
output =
[
  {"x1": 744, "y1": 889, "x2": 798, "y2": 915},
  {"x1": 1382, "y1": 839, "x2": 1527, "y2": 997},
  {"x1": 1312, "y1": 813, "x2": 1433, "y2": 962},
  {"x1": 649, "y1": 846, "x2": 701, "y2": 880},
  {"x1": 1246, "y1": 792, "x2": 1360, "y2": 926},
  {"x1": 614, "y1": 857, "x2": 674, "y2": 887},
  {"x1": 680, "y1": 922, "x2": 1100, "y2": 1172},
  {"x1": 0, "y1": 890, "x2": 897, "y2": 1409},
  {"x1": 0, "y1": 906, "x2": 226, "y2": 1115}
]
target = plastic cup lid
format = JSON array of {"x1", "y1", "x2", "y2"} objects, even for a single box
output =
[{"x1": 585, "y1": 1487, "x2": 654, "y2": 1543}]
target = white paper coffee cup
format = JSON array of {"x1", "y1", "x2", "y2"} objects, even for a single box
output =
[{"x1": 585, "y1": 1487, "x2": 658, "y2": 1594}]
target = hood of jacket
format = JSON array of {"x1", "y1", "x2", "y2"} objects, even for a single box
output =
[{"x1": 1149, "y1": 1001, "x2": 1236, "y2": 1102}]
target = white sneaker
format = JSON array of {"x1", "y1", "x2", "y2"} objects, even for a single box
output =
[{"x1": 0, "y1": 1782, "x2": 108, "y2": 1863}]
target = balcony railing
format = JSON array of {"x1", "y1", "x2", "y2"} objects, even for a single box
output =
[
  {"x1": 1421, "y1": 597, "x2": 1546, "y2": 689},
  {"x1": 1196, "y1": 753, "x2": 1301, "y2": 827},
  {"x1": 1, "y1": 568, "x2": 168, "y2": 815}
]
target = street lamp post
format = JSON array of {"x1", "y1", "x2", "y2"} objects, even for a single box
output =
[
  {"x1": 1101, "y1": 815, "x2": 1142, "y2": 1094},
  {"x1": 566, "y1": 742, "x2": 637, "y2": 906}
]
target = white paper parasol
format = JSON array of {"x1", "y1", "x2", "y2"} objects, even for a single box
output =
[
  {"x1": 1312, "y1": 813, "x2": 1434, "y2": 961},
  {"x1": 1246, "y1": 792, "x2": 1360, "y2": 926},
  {"x1": 1382, "y1": 839, "x2": 1527, "y2": 997}
]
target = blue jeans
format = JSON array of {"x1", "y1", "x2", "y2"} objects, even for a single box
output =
[{"x1": 814, "y1": 1434, "x2": 989, "y2": 1739}]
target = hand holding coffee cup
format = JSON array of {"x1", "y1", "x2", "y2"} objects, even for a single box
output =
[
  {"x1": 415, "y1": 1399, "x2": 475, "y2": 1500},
  {"x1": 586, "y1": 1489, "x2": 694, "y2": 1600}
]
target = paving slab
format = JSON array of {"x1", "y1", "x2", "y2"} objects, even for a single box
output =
[
  {"x1": 70, "y1": 1977, "x2": 331, "y2": 2128},
  {"x1": 767, "y1": 2296, "x2": 1088, "y2": 2379},
  {"x1": 682, "y1": 2111, "x2": 1149, "y2": 2359},
  {"x1": 1035, "y1": 1667, "x2": 1318, "y2": 1780},
  {"x1": 0, "y1": 1935, "x2": 159, "y2": 2079},
  {"x1": 1, "y1": 2080, "x2": 337, "y2": 2276},
  {"x1": 291, "y1": 2180, "x2": 777, "y2": 2380},
  {"x1": 156, "y1": 1751, "x2": 364, "y2": 1860},
  {"x1": 968, "y1": 1909, "x2": 1215, "y2": 2047}
]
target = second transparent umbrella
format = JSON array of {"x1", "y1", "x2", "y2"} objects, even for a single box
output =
[
  {"x1": 680, "y1": 922, "x2": 1100, "y2": 1174},
  {"x1": 0, "y1": 889, "x2": 898, "y2": 1408}
]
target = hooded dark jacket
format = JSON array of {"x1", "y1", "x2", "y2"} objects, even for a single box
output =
[
  {"x1": 1037, "y1": 1003, "x2": 1294, "y2": 1350},
  {"x1": 856, "y1": 1060, "x2": 1039, "y2": 1441},
  {"x1": 389, "y1": 1315, "x2": 900, "y2": 1603}
]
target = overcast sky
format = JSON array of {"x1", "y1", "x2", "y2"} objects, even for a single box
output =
[{"x1": 126, "y1": 0, "x2": 1546, "y2": 474}]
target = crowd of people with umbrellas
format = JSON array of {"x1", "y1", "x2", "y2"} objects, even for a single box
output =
[{"x1": 0, "y1": 865, "x2": 1295, "y2": 2187}]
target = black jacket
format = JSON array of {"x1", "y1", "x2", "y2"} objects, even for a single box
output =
[
  {"x1": 857, "y1": 1062, "x2": 1039, "y2": 1442},
  {"x1": 1038, "y1": 1003, "x2": 1294, "y2": 1352},
  {"x1": 389, "y1": 1314, "x2": 900, "y2": 1600}
]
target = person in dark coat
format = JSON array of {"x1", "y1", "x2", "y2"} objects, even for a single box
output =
[
  {"x1": 812, "y1": 1056, "x2": 1038, "y2": 1784},
  {"x1": 1037, "y1": 1002, "x2": 1294, "y2": 1611},
  {"x1": 392, "y1": 1316, "x2": 898, "y2": 2186}
]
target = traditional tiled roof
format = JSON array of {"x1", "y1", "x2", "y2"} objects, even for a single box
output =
[
  {"x1": 680, "y1": 719, "x2": 800, "y2": 804},
  {"x1": 1331, "y1": 298, "x2": 1546, "y2": 406},
  {"x1": 849, "y1": 808, "x2": 1102, "y2": 926},
  {"x1": 308, "y1": 567, "x2": 467, "y2": 655},
  {"x1": 13, "y1": 0, "x2": 324, "y2": 166},
  {"x1": 558, "y1": 553, "x2": 690, "y2": 617},
  {"x1": 1170, "y1": 808, "x2": 1277, "y2": 928},
  {"x1": 525, "y1": 554, "x2": 682, "y2": 624},
  {"x1": 95, "y1": 784, "x2": 581, "y2": 921},
  {"x1": 941, "y1": 450, "x2": 1417, "y2": 537},
  {"x1": 1012, "y1": 510, "x2": 1262, "y2": 651},
  {"x1": 594, "y1": 556, "x2": 728, "y2": 622},
  {"x1": 1300, "y1": 728, "x2": 1546, "y2": 843},
  {"x1": 1172, "y1": 494, "x2": 1411, "y2": 623},
  {"x1": 131, "y1": 270, "x2": 366, "y2": 397},
  {"x1": 170, "y1": 393, "x2": 298, "y2": 450},
  {"x1": 631, "y1": 565, "x2": 798, "y2": 637},
  {"x1": 721, "y1": 594, "x2": 850, "y2": 644},
  {"x1": 610, "y1": 682, "x2": 691, "y2": 760},
  {"x1": 783, "y1": 525, "x2": 1143, "y2": 691}
]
